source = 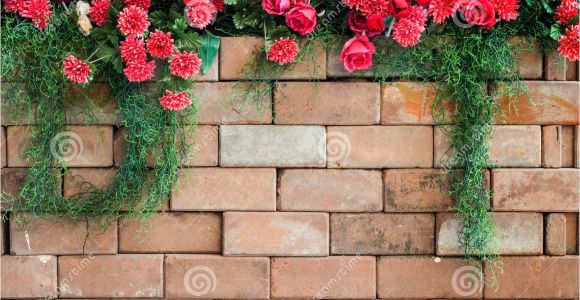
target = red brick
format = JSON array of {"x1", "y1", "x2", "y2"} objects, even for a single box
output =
[
  {"x1": 219, "y1": 36, "x2": 326, "y2": 80},
  {"x1": 436, "y1": 212, "x2": 543, "y2": 255},
  {"x1": 331, "y1": 213, "x2": 434, "y2": 255},
  {"x1": 510, "y1": 37, "x2": 543, "y2": 79},
  {"x1": 278, "y1": 169, "x2": 383, "y2": 212},
  {"x1": 119, "y1": 213, "x2": 221, "y2": 253},
  {"x1": 381, "y1": 82, "x2": 438, "y2": 124},
  {"x1": 1, "y1": 255, "x2": 57, "y2": 298},
  {"x1": 171, "y1": 168, "x2": 276, "y2": 211},
  {"x1": 58, "y1": 255, "x2": 163, "y2": 298},
  {"x1": 497, "y1": 81, "x2": 580, "y2": 125},
  {"x1": 7, "y1": 126, "x2": 113, "y2": 167},
  {"x1": 384, "y1": 169, "x2": 453, "y2": 212},
  {"x1": 271, "y1": 256, "x2": 376, "y2": 299},
  {"x1": 565, "y1": 213, "x2": 578, "y2": 254},
  {"x1": 378, "y1": 256, "x2": 483, "y2": 299},
  {"x1": 274, "y1": 82, "x2": 380, "y2": 125},
  {"x1": 542, "y1": 125, "x2": 563, "y2": 167},
  {"x1": 1, "y1": 126, "x2": 6, "y2": 167},
  {"x1": 223, "y1": 212, "x2": 328, "y2": 256},
  {"x1": 492, "y1": 169, "x2": 579, "y2": 211},
  {"x1": 10, "y1": 214, "x2": 117, "y2": 255},
  {"x1": 484, "y1": 256, "x2": 579, "y2": 299},
  {"x1": 545, "y1": 52, "x2": 571, "y2": 81},
  {"x1": 327, "y1": 126, "x2": 433, "y2": 168},
  {"x1": 165, "y1": 254, "x2": 269, "y2": 299},
  {"x1": 546, "y1": 213, "x2": 567, "y2": 255},
  {"x1": 65, "y1": 83, "x2": 118, "y2": 125},
  {"x1": 561, "y1": 125, "x2": 575, "y2": 167}
]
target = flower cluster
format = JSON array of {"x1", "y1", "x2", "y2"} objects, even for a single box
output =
[
  {"x1": 555, "y1": 0, "x2": 579, "y2": 61},
  {"x1": 262, "y1": 0, "x2": 318, "y2": 36},
  {"x1": 5, "y1": 0, "x2": 53, "y2": 29}
]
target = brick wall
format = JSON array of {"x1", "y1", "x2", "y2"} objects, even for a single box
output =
[{"x1": 1, "y1": 36, "x2": 579, "y2": 299}]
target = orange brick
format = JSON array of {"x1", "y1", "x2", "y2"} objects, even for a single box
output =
[
  {"x1": 165, "y1": 254, "x2": 269, "y2": 299},
  {"x1": 546, "y1": 213, "x2": 567, "y2": 255},
  {"x1": 278, "y1": 169, "x2": 383, "y2": 212},
  {"x1": 545, "y1": 52, "x2": 571, "y2": 81},
  {"x1": 274, "y1": 82, "x2": 380, "y2": 125},
  {"x1": 327, "y1": 126, "x2": 433, "y2": 168},
  {"x1": 118, "y1": 213, "x2": 221, "y2": 253},
  {"x1": 484, "y1": 256, "x2": 579, "y2": 299},
  {"x1": 565, "y1": 213, "x2": 578, "y2": 254},
  {"x1": 492, "y1": 169, "x2": 579, "y2": 211},
  {"x1": 381, "y1": 82, "x2": 437, "y2": 124},
  {"x1": 542, "y1": 125, "x2": 563, "y2": 167},
  {"x1": 219, "y1": 36, "x2": 326, "y2": 80},
  {"x1": 331, "y1": 213, "x2": 434, "y2": 255},
  {"x1": 10, "y1": 214, "x2": 117, "y2": 255},
  {"x1": 171, "y1": 168, "x2": 276, "y2": 211},
  {"x1": 1, "y1": 255, "x2": 57, "y2": 298},
  {"x1": 64, "y1": 83, "x2": 118, "y2": 125},
  {"x1": 510, "y1": 36, "x2": 543, "y2": 79},
  {"x1": 58, "y1": 255, "x2": 164, "y2": 298},
  {"x1": 378, "y1": 256, "x2": 483, "y2": 299},
  {"x1": 223, "y1": 212, "x2": 329, "y2": 256},
  {"x1": 384, "y1": 169, "x2": 453, "y2": 212},
  {"x1": 271, "y1": 256, "x2": 376, "y2": 299},
  {"x1": 561, "y1": 125, "x2": 575, "y2": 167},
  {"x1": 1, "y1": 126, "x2": 6, "y2": 167}
]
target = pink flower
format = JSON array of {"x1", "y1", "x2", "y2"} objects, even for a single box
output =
[
  {"x1": 392, "y1": 18, "x2": 423, "y2": 47},
  {"x1": 262, "y1": 0, "x2": 290, "y2": 15},
  {"x1": 119, "y1": 38, "x2": 147, "y2": 63},
  {"x1": 428, "y1": 0, "x2": 454, "y2": 23},
  {"x1": 63, "y1": 55, "x2": 91, "y2": 84},
  {"x1": 117, "y1": 5, "x2": 150, "y2": 37},
  {"x1": 559, "y1": 24, "x2": 580, "y2": 61},
  {"x1": 160, "y1": 90, "x2": 192, "y2": 111},
  {"x1": 267, "y1": 37, "x2": 299, "y2": 65},
  {"x1": 348, "y1": 10, "x2": 385, "y2": 37},
  {"x1": 339, "y1": 35, "x2": 375, "y2": 72},
  {"x1": 285, "y1": 3, "x2": 317, "y2": 35},
  {"x1": 123, "y1": 0, "x2": 150, "y2": 10},
  {"x1": 20, "y1": 0, "x2": 53, "y2": 29},
  {"x1": 185, "y1": 0, "x2": 217, "y2": 29},
  {"x1": 4, "y1": 0, "x2": 25, "y2": 13},
  {"x1": 489, "y1": 0, "x2": 519, "y2": 21},
  {"x1": 169, "y1": 51, "x2": 202, "y2": 79},
  {"x1": 555, "y1": 1, "x2": 578, "y2": 24},
  {"x1": 358, "y1": 0, "x2": 391, "y2": 16},
  {"x1": 212, "y1": 0, "x2": 224, "y2": 12},
  {"x1": 123, "y1": 60, "x2": 155, "y2": 82},
  {"x1": 462, "y1": 0, "x2": 497, "y2": 29},
  {"x1": 146, "y1": 30, "x2": 175, "y2": 59},
  {"x1": 88, "y1": 0, "x2": 110, "y2": 26},
  {"x1": 405, "y1": 5, "x2": 428, "y2": 27}
]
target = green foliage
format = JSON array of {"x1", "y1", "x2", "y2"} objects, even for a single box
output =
[{"x1": 198, "y1": 31, "x2": 221, "y2": 74}]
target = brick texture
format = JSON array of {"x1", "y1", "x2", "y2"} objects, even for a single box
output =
[
  {"x1": 546, "y1": 213, "x2": 567, "y2": 255},
  {"x1": 384, "y1": 169, "x2": 453, "y2": 212},
  {"x1": 1, "y1": 255, "x2": 57, "y2": 298},
  {"x1": 381, "y1": 82, "x2": 437, "y2": 124}
]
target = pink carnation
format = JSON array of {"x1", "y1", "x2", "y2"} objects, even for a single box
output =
[
  {"x1": 123, "y1": 0, "x2": 150, "y2": 10},
  {"x1": 489, "y1": 0, "x2": 519, "y2": 21},
  {"x1": 392, "y1": 18, "x2": 423, "y2": 47},
  {"x1": 117, "y1": 5, "x2": 150, "y2": 37},
  {"x1": 267, "y1": 37, "x2": 299, "y2": 65},
  {"x1": 20, "y1": 0, "x2": 53, "y2": 29},
  {"x1": 555, "y1": 1, "x2": 578, "y2": 24},
  {"x1": 159, "y1": 90, "x2": 192, "y2": 111},
  {"x1": 4, "y1": 0, "x2": 25, "y2": 13},
  {"x1": 428, "y1": 0, "x2": 454, "y2": 23},
  {"x1": 123, "y1": 60, "x2": 155, "y2": 82},
  {"x1": 146, "y1": 30, "x2": 175, "y2": 59},
  {"x1": 185, "y1": 0, "x2": 217, "y2": 29},
  {"x1": 63, "y1": 55, "x2": 91, "y2": 84},
  {"x1": 119, "y1": 38, "x2": 147, "y2": 63},
  {"x1": 169, "y1": 51, "x2": 202, "y2": 79},
  {"x1": 89, "y1": 0, "x2": 110, "y2": 26},
  {"x1": 559, "y1": 25, "x2": 580, "y2": 61}
]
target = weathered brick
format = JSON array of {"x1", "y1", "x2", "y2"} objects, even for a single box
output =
[
  {"x1": 436, "y1": 212, "x2": 543, "y2": 255},
  {"x1": 510, "y1": 36, "x2": 543, "y2": 79},
  {"x1": 191, "y1": 82, "x2": 272, "y2": 125},
  {"x1": 331, "y1": 213, "x2": 434, "y2": 255},
  {"x1": 1, "y1": 126, "x2": 6, "y2": 167},
  {"x1": 165, "y1": 254, "x2": 269, "y2": 299},
  {"x1": 65, "y1": 83, "x2": 118, "y2": 125},
  {"x1": 542, "y1": 125, "x2": 563, "y2": 167},
  {"x1": 274, "y1": 82, "x2": 380, "y2": 125},
  {"x1": 271, "y1": 256, "x2": 376, "y2": 299},
  {"x1": 576, "y1": 125, "x2": 580, "y2": 168},
  {"x1": 484, "y1": 256, "x2": 579, "y2": 299},
  {"x1": 58, "y1": 255, "x2": 164, "y2": 298},
  {"x1": 10, "y1": 214, "x2": 117, "y2": 255},
  {"x1": 171, "y1": 168, "x2": 276, "y2": 211},
  {"x1": 565, "y1": 213, "x2": 578, "y2": 254},
  {"x1": 220, "y1": 125, "x2": 325, "y2": 167},
  {"x1": 220, "y1": 36, "x2": 326, "y2": 80},
  {"x1": 492, "y1": 169, "x2": 579, "y2": 211},
  {"x1": 1, "y1": 218, "x2": 5, "y2": 254},
  {"x1": 327, "y1": 126, "x2": 433, "y2": 168},
  {"x1": 546, "y1": 213, "x2": 567, "y2": 256},
  {"x1": 119, "y1": 213, "x2": 221, "y2": 253},
  {"x1": 1, "y1": 168, "x2": 61, "y2": 210},
  {"x1": 7, "y1": 126, "x2": 113, "y2": 167},
  {"x1": 545, "y1": 52, "x2": 571, "y2": 81},
  {"x1": 561, "y1": 125, "x2": 575, "y2": 167},
  {"x1": 381, "y1": 82, "x2": 438, "y2": 125},
  {"x1": 497, "y1": 81, "x2": 580, "y2": 125},
  {"x1": 1, "y1": 255, "x2": 58, "y2": 298},
  {"x1": 223, "y1": 212, "x2": 329, "y2": 256},
  {"x1": 384, "y1": 169, "x2": 452, "y2": 212},
  {"x1": 567, "y1": 60, "x2": 579, "y2": 80},
  {"x1": 378, "y1": 256, "x2": 483, "y2": 299},
  {"x1": 278, "y1": 169, "x2": 383, "y2": 212}
]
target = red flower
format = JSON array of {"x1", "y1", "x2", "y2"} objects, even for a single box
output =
[
  {"x1": 4, "y1": 0, "x2": 25, "y2": 12},
  {"x1": 389, "y1": 0, "x2": 411, "y2": 18},
  {"x1": 489, "y1": 0, "x2": 519, "y2": 21},
  {"x1": 462, "y1": 0, "x2": 497, "y2": 29},
  {"x1": 117, "y1": 5, "x2": 150, "y2": 37},
  {"x1": 20, "y1": 0, "x2": 53, "y2": 29},
  {"x1": 428, "y1": 0, "x2": 454, "y2": 23},
  {"x1": 555, "y1": 1, "x2": 578, "y2": 24},
  {"x1": 262, "y1": 0, "x2": 290, "y2": 15},
  {"x1": 185, "y1": 0, "x2": 217, "y2": 29},
  {"x1": 160, "y1": 90, "x2": 192, "y2": 111},
  {"x1": 343, "y1": 0, "x2": 363, "y2": 9},
  {"x1": 267, "y1": 37, "x2": 299, "y2": 65},
  {"x1": 348, "y1": 10, "x2": 385, "y2": 37},
  {"x1": 123, "y1": 60, "x2": 155, "y2": 82},
  {"x1": 169, "y1": 51, "x2": 202, "y2": 79},
  {"x1": 212, "y1": 0, "x2": 224, "y2": 12},
  {"x1": 559, "y1": 25, "x2": 580, "y2": 61},
  {"x1": 406, "y1": 5, "x2": 428, "y2": 27},
  {"x1": 285, "y1": 3, "x2": 317, "y2": 35},
  {"x1": 358, "y1": 0, "x2": 390, "y2": 16},
  {"x1": 63, "y1": 55, "x2": 91, "y2": 84},
  {"x1": 123, "y1": 0, "x2": 150, "y2": 10},
  {"x1": 416, "y1": 0, "x2": 431, "y2": 6},
  {"x1": 146, "y1": 30, "x2": 175, "y2": 59},
  {"x1": 392, "y1": 17, "x2": 423, "y2": 47},
  {"x1": 119, "y1": 38, "x2": 147, "y2": 63},
  {"x1": 89, "y1": 0, "x2": 110, "y2": 26},
  {"x1": 339, "y1": 35, "x2": 375, "y2": 72}
]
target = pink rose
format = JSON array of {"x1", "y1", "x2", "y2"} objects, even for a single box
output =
[
  {"x1": 339, "y1": 35, "x2": 375, "y2": 72},
  {"x1": 285, "y1": 3, "x2": 317, "y2": 35},
  {"x1": 262, "y1": 0, "x2": 291, "y2": 15},
  {"x1": 347, "y1": 11, "x2": 385, "y2": 37},
  {"x1": 462, "y1": 0, "x2": 496, "y2": 29}
]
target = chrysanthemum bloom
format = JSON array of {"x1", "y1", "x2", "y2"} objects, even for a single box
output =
[
  {"x1": 123, "y1": 0, "x2": 150, "y2": 10},
  {"x1": 4, "y1": 0, "x2": 25, "y2": 13},
  {"x1": 406, "y1": 5, "x2": 428, "y2": 27},
  {"x1": 20, "y1": 0, "x2": 53, "y2": 29},
  {"x1": 146, "y1": 30, "x2": 175, "y2": 59},
  {"x1": 160, "y1": 90, "x2": 192, "y2": 111},
  {"x1": 63, "y1": 55, "x2": 91, "y2": 84},
  {"x1": 428, "y1": 0, "x2": 454, "y2": 23},
  {"x1": 119, "y1": 38, "x2": 147, "y2": 63},
  {"x1": 212, "y1": 0, "x2": 224, "y2": 11},
  {"x1": 358, "y1": 0, "x2": 391, "y2": 16},
  {"x1": 123, "y1": 60, "x2": 155, "y2": 82},
  {"x1": 343, "y1": 0, "x2": 363, "y2": 9},
  {"x1": 489, "y1": 0, "x2": 519, "y2": 21},
  {"x1": 89, "y1": 0, "x2": 110, "y2": 26},
  {"x1": 555, "y1": 1, "x2": 578, "y2": 24},
  {"x1": 185, "y1": 0, "x2": 217, "y2": 29},
  {"x1": 169, "y1": 51, "x2": 202, "y2": 78},
  {"x1": 117, "y1": 5, "x2": 150, "y2": 37},
  {"x1": 559, "y1": 25, "x2": 580, "y2": 61},
  {"x1": 267, "y1": 37, "x2": 299, "y2": 65},
  {"x1": 392, "y1": 18, "x2": 423, "y2": 47}
]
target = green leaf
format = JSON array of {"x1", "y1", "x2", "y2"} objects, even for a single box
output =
[
  {"x1": 550, "y1": 24, "x2": 562, "y2": 41},
  {"x1": 198, "y1": 31, "x2": 220, "y2": 74},
  {"x1": 543, "y1": 1, "x2": 554, "y2": 13},
  {"x1": 177, "y1": 31, "x2": 202, "y2": 50}
]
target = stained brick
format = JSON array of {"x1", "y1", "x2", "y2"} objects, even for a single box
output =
[
  {"x1": 331, "y1": 213, "x2": 434, "y2": 255},
  {"x1": 1, "y1": 255, "x2": 58, "y2": 298},
  {"x1": 278, "y1": 169, "x2": 382, "y2": 212},
  {"x1": 561, "y1": 125, "x2": 575, "y2": 167},
  {"x1": 165, "y1": 254, "x2": 269, "y2": 299},
  {"x1": 274, "y1": 82, "x2": 380, "y2": 125},
  {"x1": 545, "y1": 52, "x2": 571, "y2": 81},
  {"x1": 436, "y1": 212, "x2": 543, "y2": 255},
  {"x1": 492, "y1": 169, "x2": 579, "y2": 211},
  {"x1": 58, "y1": 255, "x2": 164, "y2": 298},
  {"x1": 384, "y1": 169, "x2": 452, "y2": 212},
  {"x1": 327, "y1": 126, "x2": 433, "y2": 168},
  {"x1": 271, "y1": 256, "x2": 376, "y2": 299},
  {"x1": 119, "y1": 213, "x2": 221, "y2": 253},
  {"x1": 484, "y1": 256, "x2": 579, "y2": 299},
  {"x1": 171, "y1": 168, "x2": 276, "y2": 211},
  {"x1": 542, "y1": 125, "x2": 563, "y2": 167},
  {"x1": 510, "y1": 36, "x2": 543, "y2": 80},
  {"x1": 381, "y1": 82, "x2": 437, "y2": 125},
  {"x1": 565, "y1": 213, "x2": 578, "y2": 254},
  {"x1": 546, "y1": 213, "x2": 567, "y2": 256},
  {"x1": 223, "y1": 212, "x2": 329, "y2": 256}
]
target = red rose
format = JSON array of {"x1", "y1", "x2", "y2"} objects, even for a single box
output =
[
  {"x1": 462, "y1": 0, "x2": 496, "y2": 29},
  {"x1": 365, "y1": 14, "x2": 385, "y2": 35},
  {"x1": 348, "y1": 11, "x2": 385, "y2": 37},
  {"x1": 415, "y1": 0, "x2": 431, "y2": 6},
  {"x1": 285, "y1": 3, "x2": 317, "y2": 35},
  {"x1": 339, "y1": 35, "x2": 376, "y2": 72},
  {"x1": 389, "y1": 0, "x2": 411, "y2": 18},
  {"x1": 262, "y1": 0, "x2": 290, "y2": 15}
]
